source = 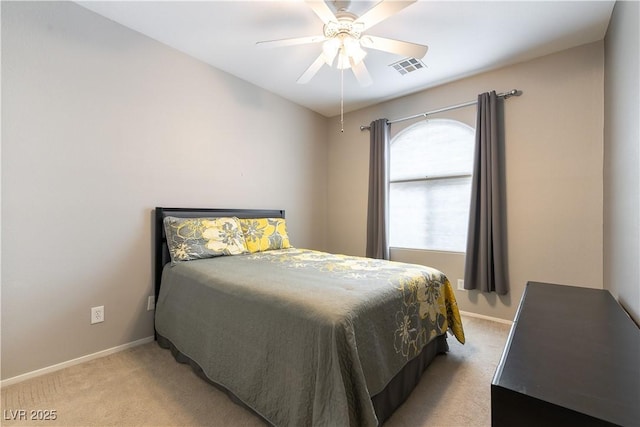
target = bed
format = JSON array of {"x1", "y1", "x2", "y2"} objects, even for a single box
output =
[{"x1": 154, "y1": 207, "x2": 465, "y2": 426}]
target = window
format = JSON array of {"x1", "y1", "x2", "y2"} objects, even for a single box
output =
[{"x1": 389, "y1": 119, "x2": 474, "y2": 252}]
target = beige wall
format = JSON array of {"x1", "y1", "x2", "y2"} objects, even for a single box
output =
[
  {"x1": 327, "y1": 42, "x2": 605, "y2": 321},
  {"x1": 604, "y1": 0, "x2": 640, "y2": 324},
  {"x1": 1, "y1": 2, "x2": 328, "y2": 380}
]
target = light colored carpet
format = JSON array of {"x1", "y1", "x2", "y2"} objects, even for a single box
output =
[{"x1": 1, "y1": 315, "x2": 510, "y2": 426}]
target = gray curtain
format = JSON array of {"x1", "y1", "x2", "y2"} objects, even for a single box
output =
[
  {"x1": 366, "y1": 118, "x2": 390, "y2": 260},
  {"x1": 464, "y1": 91, "x2": 509, "y2": 294}
]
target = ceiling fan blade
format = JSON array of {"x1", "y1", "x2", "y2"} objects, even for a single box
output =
[
  {"x1": 356, "y1": 0, "x2": 416, "y2": 31},
  {"x1": 350, "y1": 59, "x2": 373, "y2": 87},
  {"x1": 306, "y1": 0, "x2": 337, "y2": 25},
  {"x1": 256, "y1": 35, "x2": 325, "y2": 48},
  {"x1": 297, "y1": 54, "x2": 326, "y2": 84},
  {"x1": 361, "y1": 35, "x2": 428, "y2": 59}
]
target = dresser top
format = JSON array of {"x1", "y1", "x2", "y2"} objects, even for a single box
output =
[{"x1": 492, "y1": 281, "x2": 640, "y2": 426}]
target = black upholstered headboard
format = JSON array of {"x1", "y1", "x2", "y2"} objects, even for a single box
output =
[{"x1": 153, "y1": 207, "x2": 286, "y2": 305}]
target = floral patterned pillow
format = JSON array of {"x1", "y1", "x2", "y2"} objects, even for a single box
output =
[
  {"x1": 239, "y1": 218, "x2": 291, "y2": 253},
  {"x1": 164, "y1": 216, "x2": 248, "y2": 263}
]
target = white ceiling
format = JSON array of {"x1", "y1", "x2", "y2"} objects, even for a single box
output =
[{"x1": 76, "y1": 1, "x2": 615, "y2": 117}]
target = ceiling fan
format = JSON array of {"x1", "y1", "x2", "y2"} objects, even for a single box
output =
[{"x1": 256, "y1": 0, "x2": 428, "y2": 87}]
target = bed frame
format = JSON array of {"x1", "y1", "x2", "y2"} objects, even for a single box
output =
[{"x1": 153, "y1": 207, "x2": 448, "y2": 425}]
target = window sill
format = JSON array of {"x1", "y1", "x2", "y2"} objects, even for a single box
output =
[{"x1": 389, "y1": 246, "x2": 465, "y2": 255}]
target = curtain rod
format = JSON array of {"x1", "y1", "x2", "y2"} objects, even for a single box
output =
[{"x1": 360, "y1": 89, "x2": 521, "y2": 131}]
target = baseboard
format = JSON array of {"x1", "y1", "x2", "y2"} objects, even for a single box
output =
[
  {"x1": 2, "y1": 314, "x2": 508, "y2": 386},
  {"x1": 1, "y1": 336, "x2": 155, "y2": 387},
  {"x1": 459, "y1": 310, "x2": 513, "y2": 325}
]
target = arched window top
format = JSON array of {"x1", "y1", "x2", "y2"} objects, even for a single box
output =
[{"x1": 391, "y1": 119, "x2": 474, "y2": 181}]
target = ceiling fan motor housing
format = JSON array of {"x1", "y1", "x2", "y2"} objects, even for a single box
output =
[{"x1": 323, "y1": 12, "x2": 363, "y2": 39}]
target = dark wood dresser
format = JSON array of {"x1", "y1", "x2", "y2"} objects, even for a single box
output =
[{"x1": 491, "y1": 282, "x2": 640, "y2": 426}]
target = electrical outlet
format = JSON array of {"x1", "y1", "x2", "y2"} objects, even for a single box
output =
[
  {"x1": 457, "y1": 279, "x2": 465, "y2": 291},
  {"x1": 147, "y1": 295, "x2": 155, "y2": 311},
  {"x1": 91, "y1": 306, "x2": 104, "y2": 324}
]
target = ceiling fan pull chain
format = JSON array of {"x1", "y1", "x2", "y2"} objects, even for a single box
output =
[{"x1": 340, "y1": 67, "x2": 344, "y2": 133}]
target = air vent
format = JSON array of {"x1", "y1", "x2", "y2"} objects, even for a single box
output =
[{"x1": 390, "y1": 57, "x2": 426, "y2": 75}]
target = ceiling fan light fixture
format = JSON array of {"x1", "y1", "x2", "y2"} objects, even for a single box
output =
[
  {"x1": 323, "y1": 35, "x2": 366, "y2": 70},
  {"x1": 322, "y1": 38, "x2": 340, "y2": 65},
  {"x1": 336, "y1": 48, "x2": 350, "y2": 70},
  {"x1": 343, "y1": 36, "x2": 366, "y2": 64}
]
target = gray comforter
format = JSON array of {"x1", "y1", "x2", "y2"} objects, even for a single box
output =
[{"x1": 155, "y1": 248, "x2": 465, "y2": 426}]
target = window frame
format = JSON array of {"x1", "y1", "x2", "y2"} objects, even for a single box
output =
[{"x1": 388, "y1": 118, "x2": 475, "y2": 253}]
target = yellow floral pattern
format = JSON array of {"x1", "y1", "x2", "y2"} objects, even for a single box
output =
[
  {"x1": 392, "y1": 267, "x2": 465, "y2": 357},
  {"x1": 247, "y1": 249, "x2": 465, "y2": 358},
  {"x1": 239, "y1": 218, "x2": 291, "y2": 253},
  {"x1": 164, "y1": 216, "x2": 248, "y2": 263}
]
